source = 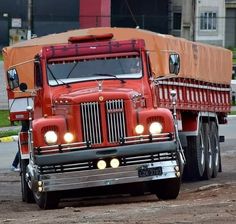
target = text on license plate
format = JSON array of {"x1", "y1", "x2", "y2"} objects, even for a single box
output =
[{"x1": 138, "y1": 166, "x2": 163, "y2": 178}]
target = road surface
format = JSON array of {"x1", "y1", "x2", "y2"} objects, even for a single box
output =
[{"x1": 0, "y1": 118, "x2": 235, "y2": 223}]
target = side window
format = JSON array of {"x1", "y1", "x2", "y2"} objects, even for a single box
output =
[
  {"x1": 169, "y1": 53, "x2": 180, "y2": 75},
  {"x1": 34, "y1": 56, "x2": 42, "y2": 87}
]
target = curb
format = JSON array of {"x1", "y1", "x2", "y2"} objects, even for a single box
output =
[{"x1": 0, "y1": 135, "x2": 18, "y2": 143}]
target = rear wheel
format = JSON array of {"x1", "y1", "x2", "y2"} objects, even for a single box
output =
[
  {"x1": 202, "y1": 123, "x2": 213, "y2": 180},
  {"x1": 33, "y1": 190, "x2": 59, "y2": 209},
  {"x1": 20, "y1": 159, "x2": 34, "y2": 203},
  {"x1": 151, "y1": 178, "x2": 181, "y2": 200},
  {"x1": 184, "y1": 120, "x2": 205, "y2": 180}
]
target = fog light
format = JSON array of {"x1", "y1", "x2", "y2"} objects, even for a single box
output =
[
  {"x1": 97, "y1": 160, "x2": 106, "y2": 170},
  {"x1": 174, "y1": 166, "x2": 179, "y2": 172},
  {"x1": 135, "y1": 124, "x2": 144, "y2": 135},
  {"x1": 38, "y1": 187, "x2": 43, "y2": 192},
  {"x1": 110, "y1": 158, "x2": 120, "y2": 168},
  {"x1": 64, "y1": 132, "x2": 74, "y2": 143},
  {"x1": 176, "y1": 172, "x2": 181, "y2": 178},
  {"x1": 38, "y1": 181, "x2": 42, "y2": 187}
]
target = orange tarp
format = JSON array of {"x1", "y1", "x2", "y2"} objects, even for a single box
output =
[{"x1": 2, "y1": 27, "x2": 232, "y2": 88}]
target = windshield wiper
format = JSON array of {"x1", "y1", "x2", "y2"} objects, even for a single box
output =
[
  {"x1": 47, "y1": 65, "x2": 71, "y2": 88},
  {"x1": 95, "y1": 73, "x2": 126, "y2": 83}
]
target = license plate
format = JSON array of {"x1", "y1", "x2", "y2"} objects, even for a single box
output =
[{"x1": 138, "y1": 166, "x2": 163, "y2": 178}]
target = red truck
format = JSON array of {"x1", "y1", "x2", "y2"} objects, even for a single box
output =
[{"x1": 3, "y1": 28, "x2": 232, "y2": 209}]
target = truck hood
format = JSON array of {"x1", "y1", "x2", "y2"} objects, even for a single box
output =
[{"x1": 52, "y1": 87, "x2": 142, "y2": 104}]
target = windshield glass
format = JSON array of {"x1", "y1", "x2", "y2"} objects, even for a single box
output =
[{"x1": 47, "y1": 55, "x2": 142, "y2": 86}]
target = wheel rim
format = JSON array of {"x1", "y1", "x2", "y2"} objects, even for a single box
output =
[
  {"x1": 200, "y1": 128, "x2": 205, "y2": 167},
  {"x1": 214, "y1": 134, "x2": 219, "y2": 167},
  {"x1": 208, "y1": 135, "x2": 212, "y2": 169}
]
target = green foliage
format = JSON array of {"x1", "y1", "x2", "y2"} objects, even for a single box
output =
[
  {"x1": 0, "y1": 130, "x2": 19, "y2": 138},
  {"x1": 0, "y1": 110, "x2": 11, "y2": 127},
  {"x1": 230, "y1": 110, "x2": 236, "y2": 115},
  {"x1": 0, "y1": 54, "x2": 3, "y2": 61}
]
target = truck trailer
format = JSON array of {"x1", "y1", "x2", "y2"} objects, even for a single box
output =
[{"x1": 2, "y1": 27, "x2": 232, "y2": 209}]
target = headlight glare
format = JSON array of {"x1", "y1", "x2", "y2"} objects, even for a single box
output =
[
  {"x1": 44, "y1": 130, "x2": 58, "y2": 145},
  {"x1": 135, "y1": 124, "x2": 144, "y2": 135},
  {"x1": 64, "y1": 132, "x2": 74, "y2": 143},
  {"x1": 149, "y1": 122, "x2": 163, "y2": 134}
]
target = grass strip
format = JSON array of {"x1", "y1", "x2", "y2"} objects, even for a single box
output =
[
  {"x1": 0, "y1": 110, "x2": 11, "y2": 127},
  {"x1": 0, "y1": 130, "x2": 19, "y2": 138}
]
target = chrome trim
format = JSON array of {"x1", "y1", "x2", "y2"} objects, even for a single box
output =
[
  {"x1": 38, "y1": 160, "x2": 178, "y2": 192},
  {"x1": 106, "y1": 99, "x2": 126, "y2": 143},
  {"x1": 81, "y1": 102, "x2": 102, "y2": 144}
]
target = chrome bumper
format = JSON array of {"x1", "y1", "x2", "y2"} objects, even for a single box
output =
[{"x1": 36, "y1": 160, "x2": 179, "y2": 192}]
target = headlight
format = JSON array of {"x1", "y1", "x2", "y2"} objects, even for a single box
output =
[
  {"x1": 64, "y1": 132, "x2": 74, "y2": 143},
  {"x1": 135, "y1": 124, "x2": 144, "y2": 135},
  {"x1": 149, "y1": 122, "x2": 163, "y2": 134},
  {"x1": 110, "y1": 158, "x2": 120, "y2": 168},
  {"x1": 44, "y1": 131, "x2": 58, "y2": 145}
]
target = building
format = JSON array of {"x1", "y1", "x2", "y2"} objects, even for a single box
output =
[
  {"x1": 0, "y1": 0, "x2": 233, "y2": 49},
  {"x1": 195, "y1": 0, "x2": 225, "y2": 46},
  {"x1": 170, "y1": 0, "x2": 226, "y2": 47},
  {"x1": 225, "y1": 0, "x2": 236, "y2": 48}
]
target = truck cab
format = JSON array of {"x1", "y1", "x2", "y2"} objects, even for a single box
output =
[{"x1": 6, "y1": 34, "x2": 182, "y2": 209}]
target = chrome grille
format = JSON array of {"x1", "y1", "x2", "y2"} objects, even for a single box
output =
[
  {"x1": 81, "y1": 102, "x2": 102, "y2": 144},
  {"x1": 106, "y1": 99, "x2": 126, "y2": 143}
]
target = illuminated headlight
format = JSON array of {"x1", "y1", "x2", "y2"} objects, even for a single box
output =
[
  {"x1": 110, "y1": 158, "x2": 120, "y2": 168},
  {"x1": 149, "y1": 122, "x2": 163, "y2": 134},
  {"x1": 44, "y1": 131, "x2": 58, "y2": 145},
  {"x1": 135, "y1": 124, "x2": 144, "y2": 135},
  {"x1": 97, "y1": 160, "x2": 107, "y2": 170},
  {"x1": 64, "y1": 132, "x2": 74, "y2": 143}
]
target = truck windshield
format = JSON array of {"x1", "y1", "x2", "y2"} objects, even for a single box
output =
[{"x1": 47, "y1": 55, "x2": 142, "y2": 86}]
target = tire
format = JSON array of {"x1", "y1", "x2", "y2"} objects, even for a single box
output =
[
  {"x1": 33, "y1": 190, "x2": 59, "y2": 209},
  {"x1": 20, "y1": 159, "x2": 34, "y2": 203},
  {"x1": 202, "y1": 123, "x2": 213, "y2": 180},
  {"x1": 210, "y1": 121, "x2": 220, "y2": 178},
  {"x1": 151, "y1": 178, "x2": 181, "y2": 200},
  {"x1": 184, "y1": 120, "x2": 205, "y2": 180}
]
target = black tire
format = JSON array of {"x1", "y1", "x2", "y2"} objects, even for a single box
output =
[
  {"x1": 210, "y1": 121, "x2": 220, "y2": 178},
  {"x1": 184, "y1": 120, "x2": 205, "y2": 180},
  {"x1": 20, "y1": 159, "x2": 34, "y2": 203},
  {"x1": 33, "y1": 190, "x2": 59, "y2": 209},
  {"x1": 202, "y1": 123, "x2": 213, "y2": 180},
  {"x1": 151, "y1": 178, "x2": 181, "y2": 200}
]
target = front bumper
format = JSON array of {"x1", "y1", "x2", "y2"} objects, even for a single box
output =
[
  {"x1": 36, "y1": 160, "x2": 179, "y2": 192},
  {"x1": 30, "y1": 140, "x2": 179, "y2": 192}
]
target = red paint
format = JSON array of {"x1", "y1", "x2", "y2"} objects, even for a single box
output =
[{"x1": 79, "y1": 0, "x2": 111, "y2": 28}]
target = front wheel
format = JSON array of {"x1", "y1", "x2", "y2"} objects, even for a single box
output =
[
  {"x1": 184, "y1": 121, "x2": 205, "y2": 180},
  {"x1": 33, "y1": 190, "x2": 59, "y2": 209},
  {"x1": 150, "y1": 178, "x2": 181, "y2": 200},
  {"x1": 20, "y1": 159, "x2": 34, "y2": 203}
]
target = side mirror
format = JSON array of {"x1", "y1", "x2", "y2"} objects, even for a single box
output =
[
  {"x1": 7, "y1": 68, "x2": 19, "y2": 90},
  {"x1": 169, "y1": 53, "x2": 180, "y2": 75}
]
